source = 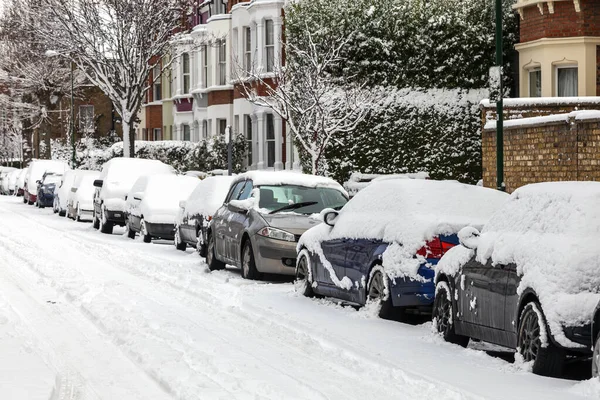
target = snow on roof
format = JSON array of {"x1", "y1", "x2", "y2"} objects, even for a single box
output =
[
  {"x1": 184, "y1": 175, "x2": 235, "y2": 219},
  {"x1": 233, "y1": 171, "x2": 346, "y2": 193},
  {"x1": 465, "y1": 182, "x2": 600, "y2": 346},
  {"x1": 484, "y1": 110, "x2": 600, "y2": 130}
]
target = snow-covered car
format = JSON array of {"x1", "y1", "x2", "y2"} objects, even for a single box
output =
[
  {"x1": 434, "y1": 182, "x2": 600, "y2": 378},
  {"x1": 0, "y1": 167, "x2": 17, "y2": 194},
  {"x1": 93, "y1": 158, "x2": 175, "y2": 234},
  {"x1": 296, "y1": 179, "x2": 508, "y2": 320},
  {"x1": 35, "y1": 173, "x2": 63, "y2": 208},
  {"x1": 23, "y1": 160, "x2": 69, "y2": 205},
  {"x1": 16, "y1": 168, "x2": 28, "y2": 197},
  {"x1": 174, "y1": 175, "x2": 235, "y2": 254},
  {"x1": 7, "y1": 170, "x2": 21, "y2": 195},
  {"x1": 125, "y1": 174, "x2": 200, "y2": 243},
  {"x1": 67, "y1": 171, "x2": 101, "y2": 221},
  {"x1": 54, "y1": 169, "x2": 80, "y2": 216},
  {"x1": 207, "y1": 171, "x2": 349, "y2": 279}
]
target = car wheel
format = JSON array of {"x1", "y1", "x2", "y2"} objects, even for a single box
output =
[
  {"x1": 126, "y1": 217, "x2": 136, "y2": 239},
  {"x1": 241, "y1": 241, "x2": 261, "y2": 280},
  {"x1": 75, "y1": 204, "x2": 81, "y2": 222},
  {"x1": 92, "y1": 209, "x2": 100, "y2": 229},
  {"x1": 518, "y1": 302, "x2": 565, "y2": 377},
  {"x1": 140, "y1": 219, "x2": 152, "y2": 243},
  {"x1": 196, "y1": 234, "x2": 207, "y2": 258},
  {"x1": 294, "y1": 250, "x2": 316, "y2": 297},
  {"x1": 206, "y1": 233, "x2": 225, "y2": 271},
  {"x1": 366, "y1": 267, "x2": 397, "y2": 320},
  {"x1": 433, "y1": 281, "x2": 469, "y2": 347},
  {"x1": 23, "y1": 197, "x2": 27, "y2": 204},
  {"x1": 53, "y1": 198, "x2": 58, "y2": 213},
  {"x1": 174, "y1": 226, "x2": 186, "y2": 251},
  {"x1": 593, "y1": 334, "x2": 600, "y2": 379},
  {"x1": 99, "y1": 206, "x2": 114, "y2": 234}
]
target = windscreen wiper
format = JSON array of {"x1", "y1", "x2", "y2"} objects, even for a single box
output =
[{"x1": 269, "y1": 201, "x2": 318, "y2": 214}]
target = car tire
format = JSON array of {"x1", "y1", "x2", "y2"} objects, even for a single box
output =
[
  {"x1": 75, "y1": 204, "x2": 81, "y2": 222},
  {"x1": 433, "y1": 281, "x2": 469, "y2": 347},
  {"x1": 518, "y1": 302, "x2": 565, "y2": 377},
  {"x1": 126, "y1": 217, "x2": 136, "y2": 239},
  {"x1": 196, "y1": 234, "x2": 207, "y2": 258},
  {"x1": 140, "y1": 219, "x2": 152, "y2": 243},
  {"x1": 241, "y1": 241, "x2": 261, "y2": 280},
  {"x1": 206, "y1": 233, "x2": 225, "y2": 271},
  {"x1": 23, "y1": 197, "x2": 27, "y2": 204},
  {"x1": 99, "y1": 206, "x2": 114, "y2": 234},
  {"x1": 174, "y1": 226, "x2": 186, "y2": 251},
  {"x1": 366, "y1": 267, "x2": 397, "y2": 320},
  {"x1": 92, "y1": 209, "x2": 100, "y2": 229},
  {"x1": 593, "y1": 333, "x2": 600, "y2": 379},
  {"x1": 295, "y1": 250, "x2": 316, "y2": 297}
]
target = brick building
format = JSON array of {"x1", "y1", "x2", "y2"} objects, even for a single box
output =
[{"x1": 482, "y1": 0, "x2": 600, "y2": 191}]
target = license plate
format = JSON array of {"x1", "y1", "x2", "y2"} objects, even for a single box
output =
[{"x1": 114, "y1": 213, "x2": 122, "y2": 218}]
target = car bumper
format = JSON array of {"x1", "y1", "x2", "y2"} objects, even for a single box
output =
[
  {"x1": 146, "y1": 222, "x2": 176, "y2": 240},
  {"x1": 253, "y1": 235, "x2": 297, "y2": 276},
  {"x1": 17, "y1": 189, "x2": 24, "y2": 196},
  {"x1": 389, "y1": 261, "x2": 436, "y2": 308},
  {"x1": 105, "y1": 209, "x2": 126, "y2": 225},
  {"x1": 39, "y1": 193, "x2": 54, "y2": 206},
  {"x1": 78, "y1": 209, "x2": 94, "y2": 221}
]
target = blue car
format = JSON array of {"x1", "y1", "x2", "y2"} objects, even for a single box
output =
[
  {"x1": 36, "y1": 173, "x2": 63, "y2": 208},
  {"x1": 295, "y1": 179, "x2": 508, "y2": 320}
]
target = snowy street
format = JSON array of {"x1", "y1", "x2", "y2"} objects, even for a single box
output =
[{"x1": 0, "y1": 194, "x2": 598, "y2": 400}]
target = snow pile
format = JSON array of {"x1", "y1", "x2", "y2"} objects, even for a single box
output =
[
  {"x1": 181, "y1": 176, "x2": 235, "y2": 223},
  {"x1": 343, "y1": 171, "x2": 429, "y2": 197},
  {"x1": 99, "y1": 158, "x2": 175, "y2": 212},
  {"x1": 299, "y1": 179, "x2": 508, "y2": 282},
  {"x1": 131, "y1": 175, "x2": 201, "y2": 224},
  {"x1": 472, "y1": 182, "x2": 600, "y2": 347}
]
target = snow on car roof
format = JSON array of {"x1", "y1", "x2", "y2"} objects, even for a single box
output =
[
  {"x1": 331, "y1": 179, "x2": 508, "y2": 245},
  {"x1": 144, "y1": 174, "x2": 202, "y2": 205},
  {"x1": 233, "y1": 171, "x2": 346, "y2": 193},
  {"x1": 184, "y1": 175, "x2": 235, "y2": 218}
]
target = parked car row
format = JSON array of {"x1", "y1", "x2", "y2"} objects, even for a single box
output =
[{"x1": 4, "y1": 157, "x2": 599, "y2": 381}]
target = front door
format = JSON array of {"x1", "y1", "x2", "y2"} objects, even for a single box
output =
[
  {"x1": 316, "y1": 239, "x2": 350, "y2": 300},
  {"x1": 344, "y1": 239, "x2": 380, "y2": 305}
]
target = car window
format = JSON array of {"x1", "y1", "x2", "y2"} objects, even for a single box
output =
[
  {"x1": 258, "y1": 185, "x2": 348, "y2": 214},
  {"x1": 227, "y1": 181, "x2": 246, "y2": 203},
  {"x1": 238, "y1": 180, "x2": 253, "y2": 200}
]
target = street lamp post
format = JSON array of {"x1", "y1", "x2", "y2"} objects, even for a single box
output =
[{"x1": 495, "y1": 0, "x2": 505, "y2": 191}]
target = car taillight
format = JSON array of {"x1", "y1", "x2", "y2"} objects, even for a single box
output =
[{"x1": 416, "y1": 237, "x2": 456, "y2": 259}]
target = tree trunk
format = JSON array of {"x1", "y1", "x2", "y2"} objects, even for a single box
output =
[{"x1": 122, "y1": 118, "x2": 132, "y2": 158}]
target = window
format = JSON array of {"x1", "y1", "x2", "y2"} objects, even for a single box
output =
[
  {"x1": 79, "y1": 105, "x2": 94, "y2": 134},
  {"x1": 529, "y1": 69, "x2": 541, "y2": 98},
  {"x1": 238, "y1": 180, "x2": 253, "y2": 200},
  {"x1": 218, "y1": 39, "x2": 227, "y2": 85},
  {"x1": 153, "y1": 65, "x2": 162, "y2": 101},
  {"x1": 213, "y1": 0, "x2": 225, "y2": 15},
  {"x1": 257, "y1": 185, "x2": 348, "y2": 214},
  {"x1": 227, "y1": 181, "x2": 246, "y2": 203},
  {"x1": 265, "y1": 20, "x2": 274, "y2": 72},
  {"x1": 153, "y1": 128, "x2": 161, "y2": 141},
  {"x1": 202, "y1": 120, "x2": 208, "y2": 139},
  {"x1": 245, "y1": 115, "x2": 252, "y2": 166},
  {"x1": 265, "y1": 114, "x2": 275, "y2": 168},
  {"x1": 182, "y1": 53, "x2": 191, "y2": 94},
  {"x1": 244, "y1": 27, "x2": 252, "y2": 73},
  {"x1": 234, "y1": 115, "x2": 239, "y2": 135},
  {"x1": 557, "y1": 67, "x2": 578, "y2": 97},
  {"x1": 183, "y1": 124, "x2": 191, "y2": 141},
  {"x1": 218, "y1": 119, "x2": 227, "y2": 136},
  {"x1": 169, "y1": 125, "x2": 173, "y2": 140}
]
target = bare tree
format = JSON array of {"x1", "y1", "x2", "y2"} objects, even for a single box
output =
[
  {"x1": 233, "y1": 25, "x2": 378, "y2": 175},
  {"x1": 28, "y1": 0, "x2": 198, "y2": 158}
]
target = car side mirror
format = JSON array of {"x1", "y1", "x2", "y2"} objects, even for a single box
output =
[
  {"x1": 93, "y1": 179, "x2": 103, "y2": 188},
  {"x1": 71, "y1": 187, "x2": 77, "y2": 193},
  {"x1": 179, "y1": 200, "x2": 186, "y2": 209},
  {"x1": 229, "y1": 198, "x2": 254, "y2": 213},
  {"x1": 458, "y1": 226, "x2": 480, "y2": 250},
  {"x1": 322, "y1": 209, "x2": 339, "y2": 227}
]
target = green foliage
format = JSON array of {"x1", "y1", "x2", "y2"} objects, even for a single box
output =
[{"x1": 285, "y1": 0, "x2": 518, "y2": 183}]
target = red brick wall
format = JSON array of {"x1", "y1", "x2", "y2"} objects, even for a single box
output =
[
  {"x1": 145, "y1": 104, "x2": 163, "y2": 140},
  {"x1": 208, "y1": 89, "x2": 234, "y2": 106},
  {"x1": 597, "y1": 45, "x2": 600, "y2": 96},
  {"x1": 520, "y1": 0, "x2": 600, "y2": 43}
]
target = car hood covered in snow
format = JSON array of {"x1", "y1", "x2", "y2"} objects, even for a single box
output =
[
  {"x1": 299, "y1": 179, "x2": 508, "y2": 281},
  {"x1": 437, "y1": 181, "x2": 600, "y2": 347}
]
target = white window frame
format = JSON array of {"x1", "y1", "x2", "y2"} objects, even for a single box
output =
[
  {"x1": 245, "y1": 115, "x2": 253, "y2": 167},
  {"x1": 265, "y1": 114, "x2": 275, "y2": 168},
  {"x1": 528, "y1": 68, "x2": 541, "y2": 98},
  {"x1": 218, "y1": 39, "x2": 227, "y2": 86},
  {"x1": 202, "y1": 120, "x2": 208, "y2": 139},
  {"x1": 183, "y1": 124, "x2": 191, "y2": 141},
  {"x1": 153, "y1": 128, "x2": 161, "y2": 141},
  {"x1": 182, "y1": 53, "x2": 191, "y2": 94},
  {"x1": 265, "y1": 20, "x2": 274, "y2": 73},
  {"x1": 79, "y1": 105, "x2": 95, "y2": 134},
  {"x1": 152, "y1": 64, "x2": 162, "y2": 101},
  {"x1": 244, "y1": 26, "x2": 252, "y2": 74}
]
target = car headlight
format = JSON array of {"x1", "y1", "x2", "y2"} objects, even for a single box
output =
[{"x1": 257, "y1": 227, "x2": 296, "y2": 242}]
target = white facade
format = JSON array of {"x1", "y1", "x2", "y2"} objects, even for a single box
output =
[{"x1": 164, "y1": 0, "x2": 298, "y2": 171}]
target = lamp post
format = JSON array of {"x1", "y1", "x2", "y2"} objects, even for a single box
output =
[{"x1": 495, "y1": 0, "x2": 504, "y2": 191}]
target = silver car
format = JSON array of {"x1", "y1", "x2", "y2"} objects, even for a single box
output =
[{"x1": 207, "y1": 171, "x2": 348, "y2": 279}]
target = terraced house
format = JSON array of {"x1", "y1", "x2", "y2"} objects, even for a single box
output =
[{"x1": 138, "y1": 0, "x2": 299, "y2": 172}]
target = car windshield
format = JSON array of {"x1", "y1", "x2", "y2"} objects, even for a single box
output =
[{"x1": 258, "y1": 185, "x2": 347, "y2": 214}]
